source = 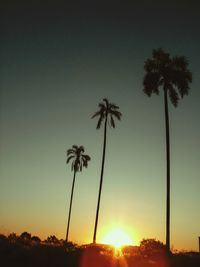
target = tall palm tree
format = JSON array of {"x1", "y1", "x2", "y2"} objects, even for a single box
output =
[
  {"x1": 92, "y1": 98, "x2": 122, "y2": 244},
  {"x1": 143, "y1": 49, "x2": 192, "y2": 252},
  {"x1": 66, "y1": 145, "x2": 91, "y2": 242}
]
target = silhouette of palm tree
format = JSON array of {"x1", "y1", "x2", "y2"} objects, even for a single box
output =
[
  {"x1": 66, "y1": 145, "x2": 91, "y2": 242},
  {"x1": 143, "y1": 49, "x2": 192, "y2": 252},
  {"x1": 92, "y1": 98, "x2": 122, "y2": 243}
]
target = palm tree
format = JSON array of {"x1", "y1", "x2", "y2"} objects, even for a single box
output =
[
  {"x1": 143, "y1": 49, "x2": 192, "y2": 252},
  {"x1": 66, "y1": 145, "x2": 91, "y2": 242},
  {"x1": 92, "y1": 98, "x2": 122, "y2": 244}
]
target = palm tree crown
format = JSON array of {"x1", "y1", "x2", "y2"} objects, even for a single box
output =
[
  {"x1": 66, "y1": 145, "x2": 91, "y2": 172},
  {"x1": 92, "y1": 98, "x2": 122, "y2": 128},
  {"x1": 143, "y1": 48, "x2": 192, "y2": 106}
]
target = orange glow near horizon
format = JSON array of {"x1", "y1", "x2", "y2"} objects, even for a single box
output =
[{"x1": 100, "y1": 227, "x2": 134, "y2": 248}]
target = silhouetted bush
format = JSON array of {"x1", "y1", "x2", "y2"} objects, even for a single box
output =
[
  {"x1": 44, "y1": 235, "x2": 60, "y2": 245},
  {"x1": 31, "y1": 235, "x2": 41, "y2": 244},
  {"x1": 0, "y1": 233, "x2": 200, "y2": 267},
  {"x1": 139, "y1": 238, "x2": 167, "y2": 258}
]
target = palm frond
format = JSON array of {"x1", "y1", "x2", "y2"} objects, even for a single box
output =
[
  {"x1": 168, "y1": 86, "x2": 179, "y2": 107},
  {"x1": 82, "y1": 157, "x2": 89, "y2": 168},
  {"x1": 171, "y1": 69, "x2": 192, "y2": 98},
  {"x1": 82, "y1": 155, "x2": 90, "y2": 168},
  {"x1": 79, "y1": 146, "x2": 85, "y2": 153},
  {"x1": 110, "y1": 115, "x2": 115, "y2": 128},
  {"x1": 98, "y1": 103, "x2": 106, "y2": 109},
  {"x1": 96, "y1": 116, "x2": 104, "y2": 129},
  {"x1": 82, "y1": 155, "x2": 91, "y2": 161},
  {"x1": 144, "y1": 59, "x2": 157, "y2": 72},
  {"x1": 110, "y1": 110, "x2": 122, "y2": 120},
  {"x1": 91, "y1": 111, "x2": 102, "y2": 119},
  {"x1": 72, "y1": 145, "x2": 78, "y2": 150},
  {"x1": 66, "y1": 155, "x2": 74, "y2": 164},
  {"x1": 67, "y1": 149, "x2": 74, "y2": 156},
  {"x1": 176, "y1": 74, "x2": 191, "y2": 97},
  {"x1": 103, "y1": 98, "x2": 109, "y2": 108},
  {"x1": 152, "y1": 48, "x2": 170, "y2": 64},
  {"x1": 109, "y1": 103, "x2": 120, "y2": 110},
  {"x1": 172, "y1": 56, "x2": 188, "y2": 71},
  {"x1": 143, "y1": 72, "x2": 160, "y2": 96}
]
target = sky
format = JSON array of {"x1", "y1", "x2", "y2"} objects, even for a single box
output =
[{"x1": 0, "y1": 1, "x2": 200, "y2": 251}]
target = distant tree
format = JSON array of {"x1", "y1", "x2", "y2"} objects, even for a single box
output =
[
  {"x1": 140, "y1": 239, "x2": 166, "y2": 259},
  {"x1": 143, "y1": 49, "x2": 192, "y2": 252},
  {"x1": 8, "y1": 232, "x2": 18, "y2": 243},
  {"x1": 92, "y1": 98, "x2": 122, "y2": 243},
  {"x1": 45, "y1": 235, "x2": 59, "y2": 245},
  {"x1": 63, "y1": 241, "x2": 78, "y2": 251},
  {"x1": 66, "y1": 145, "x2": 91, "y2": 242},
  {"x1": 31, "y1": 235, "x2": 41, "y2": 243},
  {"x1": 19, "y1": 231, "x2": 32, "y2": 245},
  {"x1": 20, "y1": 231, "x2": 31, "y2": 240}
]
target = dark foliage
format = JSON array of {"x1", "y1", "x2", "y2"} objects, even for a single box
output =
[
  {"x1": 143, "y1": 48, "x2": 192, "y2": 107},
  {"x1": 66, "y1": 145, "x2": 91, "y2": 172},
  {"x1": 92, "y1": 98, "x2": 122, "y2": 129},
  {"x1": 0, "y1": 234, "x2": 199, "y2": 267}
]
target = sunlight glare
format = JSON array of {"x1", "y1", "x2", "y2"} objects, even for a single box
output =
[{"x1": 101, "y1": 228, "x2": 133, "y2": 248}]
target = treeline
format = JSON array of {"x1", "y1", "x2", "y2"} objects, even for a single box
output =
[
  {"x1": 0, "y1": 233, "x2": 199, "y2": 267},
  {"x1": 0, "y1": 232, "x2": 72, "y2": 246},
  {"x1": 0, "y1": 232, "x2": 79, "y2": 267}
]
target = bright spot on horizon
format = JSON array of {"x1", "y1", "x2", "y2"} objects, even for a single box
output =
[{"x1": 101, "y1": 228, "x2": 134, "y2": 248}]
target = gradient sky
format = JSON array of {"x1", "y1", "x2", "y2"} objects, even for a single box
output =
[{"x1": 1, "y1": 1, "x2": 200, "y2": 251}]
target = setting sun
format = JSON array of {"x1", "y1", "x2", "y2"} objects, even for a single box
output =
[{"x1": 101, "y1": 228, "x2": 133, "y2": 248}]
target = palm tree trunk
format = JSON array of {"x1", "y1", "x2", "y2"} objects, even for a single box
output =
[
  {"x1": 93, "y1": 116, "x2": 107, "y2": 243},
  {"x1": 66, "y1": 170, "x2": 76, "y2": 242},
  {"x1": 164, "y1": 88, "x2": 170, "y2": 252}
]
